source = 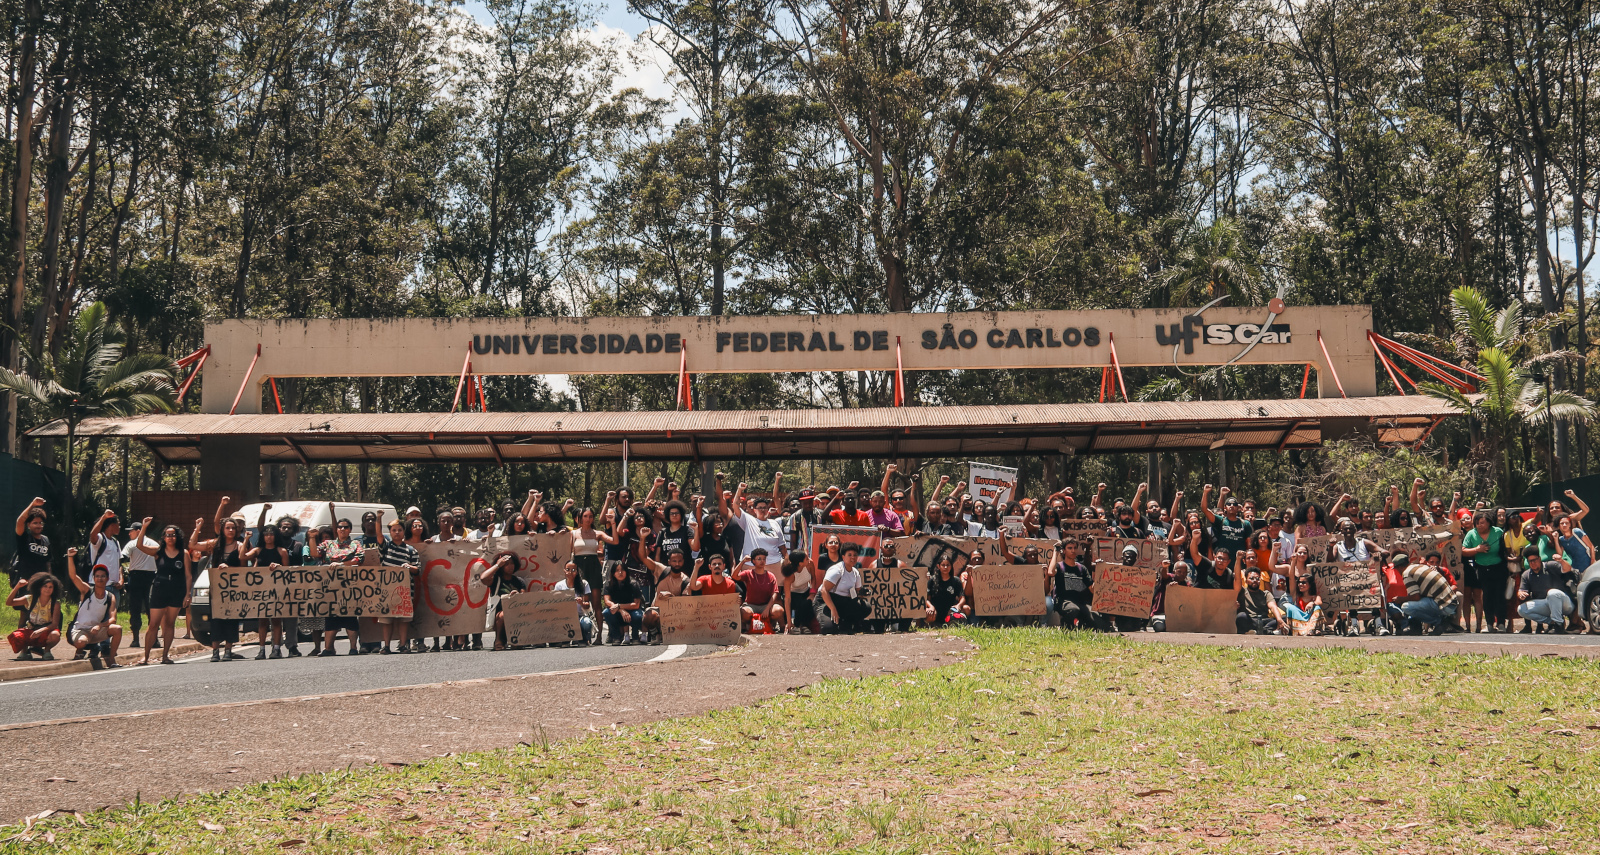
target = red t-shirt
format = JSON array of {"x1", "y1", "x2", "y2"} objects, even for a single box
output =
[
  {"x1": 696, "y1": 573, "x2": 738, "y2": 596},
  {"x1": 830, "y1": 509, "x2": 871, "y2": 527},
  {"x1": 737, "y1": 569, "x2": 778, "y2": 606}
]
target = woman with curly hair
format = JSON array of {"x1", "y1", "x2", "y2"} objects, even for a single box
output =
[{"x1": 6, "y1": 571, "x2": 61, "y2": 659}]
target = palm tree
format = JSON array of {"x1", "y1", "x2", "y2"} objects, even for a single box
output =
[
  {"x1": 0, "y1": 302, "x2": 178, "y2": 535},
  {"x1": 1420, "y1": 347, "x2": 1595, "y2": 500},
  {"x1": 1152, "y1": 219, "x2": 1264, "y2": 308}
]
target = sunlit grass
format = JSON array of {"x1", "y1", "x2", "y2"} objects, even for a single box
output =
[{"x1": 8, "y1": 628, "x2": 1600, "y2": 853}]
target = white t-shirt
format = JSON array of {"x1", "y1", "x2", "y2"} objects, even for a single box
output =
[
  {"x1": 72, "y1": 589, "x2": 114, "y2": 631},
  {"x1": 552, "y1": 578, "x2": 590, "y2": 620},
  {"x1": 823, "y1": 561, "x2": 861, "y2": 598},
  {"x1": 737, "y1": 511, "x2": 785, "y2": 558},
  {"x1": 965, "y1": 519, "x2": 984, "y2": 537},
  {"x1": 88, "y1": 535, "x2": 122, "y2": 585},
  {"x1": 123, "y1": 536, "x2": 158, "y2": 573}
]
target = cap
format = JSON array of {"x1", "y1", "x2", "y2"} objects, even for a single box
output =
[
  {"x1": 127, "y1": 520, "x2": 143, "y2": 530},
  {"x1": 798, "y1": 488, "x2": 817, "y2": 500},
  {"x1": 1121, "y1": 544, "x2": 1140, "y2": 556},
  {"x1": 405, "y1": 506, "x2": 422, "y2": 515}
]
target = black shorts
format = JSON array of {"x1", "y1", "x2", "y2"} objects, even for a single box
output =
[
  {"x1": 575, "y1": 554, "x2": 603, "y2": 592},
  {"x1": 211, "y1": 618, "x2": 239, "y2": 643},
  {"x1": 149, "y1": 576, "x2": 186, "y2": 611},
  {"x1": 326, "y1": 615, "x2": 360, "y2": 632}
]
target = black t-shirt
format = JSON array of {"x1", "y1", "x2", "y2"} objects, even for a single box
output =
[
  {"x1": 604, "y1": 577, "x2": 642, "y2": 607},
  {"x1": 1107, "y1": 523, "x2": 1144, "y2": 540},
  {"x1": 13, "y1": 532, "x2": 49, "y2": 577},
  {"x1": 1192, "y1": 557, "x2": 1233, "y2": 590},
  {"x1": 488, "y1": 572, "x2": 527, "y2": 598},
  {"x1": 920, "y1": 519, "x2": 961, "y2": 536},
  {"x1": 1238, "y1": 586, "x2": 1272, "y2": 618},
  {"x1": 1211, "y1": 515, "x2": 1251, "y2": 556},
  {"x1": 928, "y1": 572, "x2": 964, "y2": 610},
  {"x1": 1054, "y1": 560, "x2": 1092, "y2": 602},
  {"x1": 657, "y1": 526, "x2": 691, "y2": 561},
  {"x1": 698, "y1": 532, "x2": 732, "y2": 567}
]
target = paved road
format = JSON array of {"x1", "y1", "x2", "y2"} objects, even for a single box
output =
[{"x1": 0, "y1": 637, "x2": 721, "y2": 727}]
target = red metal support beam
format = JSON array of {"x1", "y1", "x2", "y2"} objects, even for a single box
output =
[
  {"x1": 1315, "y1": 330, "x2": 1347, "y2": 398},
  {"x1": 228, "y1": 344, "x2": 262, "y2": 415}
]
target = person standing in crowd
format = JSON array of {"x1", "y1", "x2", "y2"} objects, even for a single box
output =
[
  {"x1": 134, "y1": 521, "x2": 191, "y2": 665},
  {"x1": 249, "y1": 505, "x2": 293, "y2": 658},
  {"x1": 1461, "y1": 511, "x2": 1508, "y2": 633},
  {"x1": 1202, "y1": 486, "x2": 1253, "y2": 561},
  {"x1": 6, "y1": 571, "x2": 61, "y2": 659},
  {"x1": 778, "y1": 550, "x2": 821, "y2": 634},
  {"x1": 120, "y1": 519, "x2": 158, "y2": 647},
  {"x1": 376, "y1": 517, "x2": 419, "y2": 653},
  {"x1": 1291, "y1": 499, "x2": 1328, "y2": 543},
  {"x1": 64, "y1": 550, "x2": 122, "y2": 666},
  {"x1": 866, "y1": 490, "x2": 906, "y2": 534},
  {"x1": 602, "y1": 561, "x2": 645, "y2": 645},
  {"x1": 786, "y1": 488, "x2": 823, "y2": 555},
  {"x1": 820, "y1": 541, "x2": 868, "y2": 633},
  {"x1": 920, "y1": 501, "x2": 961, "y2": 535},
  {"x1": 824, "y1": 481, "x2": 872, "y2": 527},
  {"x1": 1327, "y1": 517, "x2": 1384, "y2": 636},
  {"x1": 724, "y1": 474, "x2": 787, "y2": 560},
  {"x1": 319, "y1": 518, "x2": 366, "y2": 655},
  {"x1": 190, "y1": 497, "x2": 246, "y2": 662},
  {"x1": 570, "y1": 506, "x2": 605, "y2": 620},
  {"x1": 11, "y1": 498, "x2": 49, "y2": 590}
]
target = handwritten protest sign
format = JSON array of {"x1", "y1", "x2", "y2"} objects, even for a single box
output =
[
  {"x1": 1307, "y1": 562, "x2": 1383, "y2": 612},
  {"x1": 1090, "y1": 537, "x2": 1161, "y2": 619},
  {"x1": 1164, "y1": 585, "x2": 1237, "y2": 633},
  {"x1": 859, "y1": 561, "x2": 928, "y2": 620},
  {"x1": 212, "y1": 565, "x2": 329, "y2": 620},
  {"x1": 970, "y1": 564, "x2": 1047, "y2": 615},
  {"x1": 659, "y1": 593, "x2": 741, "y2": 645},
  {"x1": 500, "y1": 589, "x2": 581, "y2": 647},
  {"x1": 473, "y1": 533, "x2": 574, "y2": 590},
  {"x1": 1297, "y1": 533, "x2": 1333, "y2": 561},
  {"x1": 1002, "y1": 515, "x2": 1026, "y2": 536},
  {"x1": 1370, "y1": 525, "x2": 1463, "y2": 579},
  {"x1": 894, "y1": 534, "x2": 974, "y2": 572},
  {"x1": 325, "y1": 563, "x2": 414, "y2": 619},
  {"x1": 968, "y1": 461, "x2": 1018, "y2": 505},
  {"x1": 416, "y1": 541, "x2": 491, "y2": 636},
  {"x1": 1059, "y1": 519, "x2": 1107, "y2": 541}
]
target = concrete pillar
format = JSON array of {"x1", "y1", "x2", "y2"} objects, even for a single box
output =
[
  {"x1": 199, "y1": 334, "x2": 261, "y2": 496},
  {"x1": 200, "y1": 437, "x2": 263, "y2": 501}
]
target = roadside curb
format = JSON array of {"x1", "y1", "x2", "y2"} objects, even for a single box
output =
[{"x1": 0, "y1": 636, "x2": 239, "y2": 684}]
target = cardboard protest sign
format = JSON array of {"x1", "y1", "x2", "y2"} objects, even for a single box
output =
[
  {"x1": 474, "y1": 533, "x2": 574, "y2": 590},
  {"x1": 499, "y1": 589, "x2": 582, "y2": 647},
  {"x1": 894, "y1": 534, "x2": 974, "y2": 573},
  {"x1": 1296, "y1": 533, "x2": 1333, "y2": 562},
  {"x1": 968, "y1": 462, "x2": 1018, "y2": 506},
  {"x1": 416, "y1": 541, "x2": 491, "y2": 636},
  {"x1": 212, "y1": 564, "x2": 329, "y2": 620},
  {"x1": 1090, "y1": 537, "x2": 1162, "y2": 619},
  {"x1": 1370, "y1": 525, "x2": 1463, "y2": 580},
  {"x1": 325, "y1": 563, "x2": 414, "y2": 619},
  {"x1": 1164, "y1": 585, "x2": 1237, "y2": 633},
  {"x1": 970, "y1": 564, "x2": 1047, "y2": 616},
  {"x1": 1307, "y1": 562, "x2": 1383, "y2": 612},
  {"x1": 811, "y1": 525, "x2": 882, "y2": 569},
  {"x1": 659, "y1": 593, "x2": 741, "y2": 645},
  {"x1": 1002, "y1": 515, "x2": 1026, "y2": 536},
  {"x1": 858, "y1": 561, "x2": 928, "y2": 620},
  {"x1": 1058, "y1": 518, "x2": 1107, "y2": 541}
]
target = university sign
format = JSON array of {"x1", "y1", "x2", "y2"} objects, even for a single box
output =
[{"x1": 202, "y1": 305, "x2": 1376, "y2": 414}]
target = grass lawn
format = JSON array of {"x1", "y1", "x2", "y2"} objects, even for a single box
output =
[{"x1": 7, "y1": 628, "x2": 1600, "y2": 853}]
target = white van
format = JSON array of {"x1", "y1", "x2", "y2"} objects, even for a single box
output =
[{"x1": 190, "y1": 500, "x2": 399, "y2": 645}]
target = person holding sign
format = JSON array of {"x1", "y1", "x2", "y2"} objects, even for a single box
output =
[
  {"x1": 249, "y1": 505, "x2": 294, "y2": 659},
  {"x1": 602, "y1": 562, "x2": 645, "y2": 645},
  {"x1": 376, "y1": 517, "x2": 420, "y2": 653},
  {"x1": 552, "y1": 561, "x2": 596, "y2": 646},
  {"x1": 1328, "y1": 517, "x2": 1385, "y2": 637},
  {"x1": 190, "y1": 498, "x2": 247, "y2": 662},
  {"x1": 734, "y1": 549, "x2": 784, "y2": 633},
  {"x1": 820, "y1": 541, "x2": 869, "y2": 634},
  {"x1": 640, "y1": 550, "x2": 690, "y2": 644},
  {"x1": 133, "y1": 521, "x2": 191, "y2": 665},
  {"x1": 482, "y1": 552, "x2": 528, "y2": 650}
]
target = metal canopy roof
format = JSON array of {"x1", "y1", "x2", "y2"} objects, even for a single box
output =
[{"x1": 29, "y1": 397, "x2": 1459, "y2": 465}]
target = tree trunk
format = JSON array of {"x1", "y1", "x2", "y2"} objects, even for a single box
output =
[
  {"x1": 2, "y1": 0, "x2": 43, "y2": 456},
  {"x1": 75, "y1": 434, "x2": 102, "y2": 505},
  {"x1": 31, "y1": 62, "x2": 79, "y2": 357}
]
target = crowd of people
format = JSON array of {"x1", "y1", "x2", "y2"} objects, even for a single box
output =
[{"x1": 6, "y1": 468, "x2": 1595, "y2": 665}]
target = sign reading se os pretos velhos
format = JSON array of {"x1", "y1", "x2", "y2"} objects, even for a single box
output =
[
  {"x1": 213, "y1": 565, "x2": 331, "y2": 620},
  {"x1": 1307, "y1": 562, "x2": 1383, "y2": 612},
  {"x1": 970, "y1": 564, "x2": 1047, "y2": 616},
  {"x1": 659, "y1": 593, "x2": 742, "y2": 645},
  {"x1": 499, "y1": 589, "x2": 582, "y2": 647}
]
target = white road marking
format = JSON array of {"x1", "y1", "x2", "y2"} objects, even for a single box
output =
[{"x1": 649, "y1": 644, "x2": 687, "y2": 662}]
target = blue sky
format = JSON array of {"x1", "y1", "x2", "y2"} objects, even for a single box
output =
[{"x1": 460, "y1": 0, "x2": 649, "y2": 34}]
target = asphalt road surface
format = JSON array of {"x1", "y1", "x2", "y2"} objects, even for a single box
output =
[{"x1": 0, "y1": 637, "x2": 721, "y2": 727}]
